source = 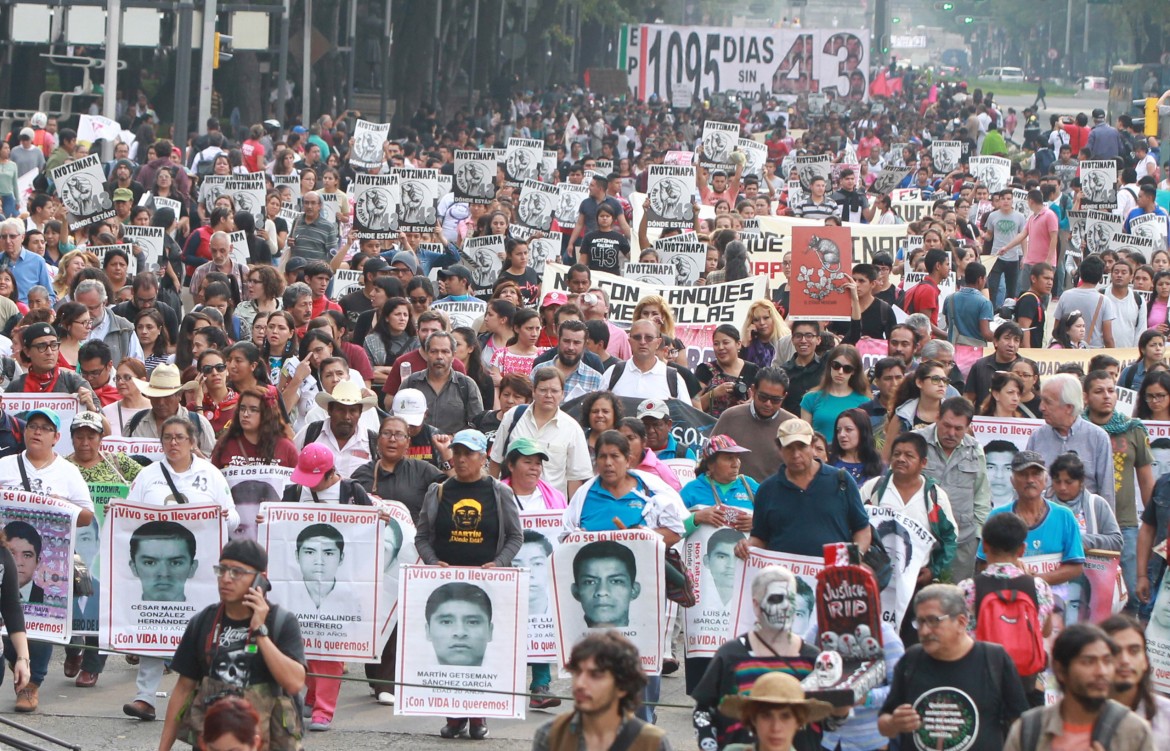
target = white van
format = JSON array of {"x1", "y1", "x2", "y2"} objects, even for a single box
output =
[{"x1": 982, "y1": 67, "x2": 1026, "y2": 83}]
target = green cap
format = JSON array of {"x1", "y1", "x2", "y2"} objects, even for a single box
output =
[{"x1": 507, "y1": 437, "x2": 550, "y2": 461}]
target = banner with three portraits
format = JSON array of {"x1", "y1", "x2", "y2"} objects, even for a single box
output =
[{"x1": 0, "y1": 489, "x2": 81, "y2": 644}]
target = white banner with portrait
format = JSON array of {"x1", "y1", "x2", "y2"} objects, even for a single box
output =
[
  {"x1": 99, "y1": 501, "x2": 227, "y2": 655},
  {"x1": 0, "y1": 489, "x2": 81, "y2": 644},
  {"x1": 220, "y1": 466, "x2": 292, "y2": 543},
  {"x1": 3, "y1": 395, "x2": 80, "y2": 456},
  {"x1": 728, "y1": 546, "x2": 821, "y2": 642},
  {"x1": 969, "y1": 417, "x2": 1044, "y2": 508},
  {"x1": 395, "y1": 565, "x2": 528, "y2": 719},
  {"x1": 373, "y1": 499, "x2": 419, "y2": 641},
  {"x1": 868, "y1": 505, "x2": 934, "y2": 631},
  {"x1": 551, "y1": 529, "x2": 665, "y2": 674},
  {"x1": 260, "y1": 503, "x2": 384, "y2": 661},
  {"x1": 519, "y1": 511, "x2": 560, "y2": 663},
  {"x1": 683, "y1": 524, "x2": 746, "y2": 657}
]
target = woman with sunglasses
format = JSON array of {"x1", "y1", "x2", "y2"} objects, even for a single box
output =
[
  {"x1": 53, "y1": 302, "x2": 90, "y2": 371},
  {"x1": 187, "y1": 349, "x2": 238, "y2": 436},
  {"x1": 236, "y1": 265, "x2": 285, "y2": 336},
  {"x1": 979, "y1": 371, "x2": 1036, "y2": 418},
  {"x1": 885, "y1": 359, "x2": 950, "y2": 452},
  {"x1": 697, "y1": 324, "x2": 759, "y2": 418},
  {"x1": 800, "y1": 344, "x2": 871, "y2": 439}
]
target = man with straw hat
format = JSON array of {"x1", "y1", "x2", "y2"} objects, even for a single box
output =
[
  {"x1": 125, "y1": 363, "x2": 214, "y2": 456},
  {"x1": 293, "y1": 380, "x2": 378, "y2": 479},
  {"x1": 719, "y1": 672, "x2": 834, "y2": 751}
]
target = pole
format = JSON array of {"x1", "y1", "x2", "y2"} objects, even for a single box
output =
[
  {"x1": 1064, "y1": 0, "x2": 1072, "y2": 76},
  {"x1": 1082, "y1": 3, "x2": 1089, "y2": 57},
  {"x1": 173, "y1": 0, "x2": 194, "y2": 152},
  {"x1": 432, "y1": 0, "x2": 442, "y2": 109},
  {"x1": 197, "y1": 0, "x2": 217, "y2": 132},
  {"x1": 345, "y1": 0, "x2": 357, "y2": 108},
  {"x1": 276, "y1": 0, "x2": 290, "y2": 124},
  {"x1": 378, "y1": 0, "x2": 391, "y2": 122},
  {"x1": 103, "y1": 0, "x2": 120, "y2": 160},
  {"x1": 469, "y1": 0, "x2": 479, "y2": 100},
  {"x1": 302, "y1": 0, "x2": 312, "y2": 126}
]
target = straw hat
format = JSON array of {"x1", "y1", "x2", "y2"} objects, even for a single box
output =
[
  {"x1": 719, "y1": 672, "x2": 833, "y2": 723},
  {"x1": 134, "y1": 364, "x2": 198, "y2": 398},
  {"x1": 314, "y1": 380, "x2": 378, "y2": 410}
]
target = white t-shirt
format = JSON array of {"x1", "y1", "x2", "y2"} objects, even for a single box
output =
[
  {"x1": 0, "y1": 453, "x2": 94, "y2": 513},
  {"x1": 127, "y1": 456, "x2": 239, "y2": 531}
]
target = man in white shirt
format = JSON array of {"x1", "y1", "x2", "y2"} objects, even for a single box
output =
[
  {"x1": 601, "y1": 319, "x2": 693, "y2": 406},
  {"x1": 1117, "y1": 167, "x2": 1140, "y2": 219},
  {"x1": 1107, "y1": 256, "x2": 1146, "y2": 348},
  {"x1": 294, "y1": 382, "x2": 377, "y2": 479}
]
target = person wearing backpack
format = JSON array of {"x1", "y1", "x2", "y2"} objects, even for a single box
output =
[
  {"x1": 960, "y1": 512, "x2": 1054, "y2": 708},
  {"x1": 879, "y1": 583, "x2": 1029, "y2": 751},
  {"x1": 1003, "y1": 623, "x2": 1155, "y2": 751}
]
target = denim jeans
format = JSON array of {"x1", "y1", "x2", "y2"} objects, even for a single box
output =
[
  {"x1": 529, "y1": 663, "x2": 551, "y2": 690},
  {"x1": 0, "y1": 195, "x2": 16, "y2": 219},
  {"x1": 987, "y1": 258, "x2": 1019, "y2": 310},
  {"x1": 1121, "y1": 526, "x2": 1140, "y2": 612},
  {"x1": 636, "y1": 676, "x2": 661, "y2": 724},
  {"x1": 3, "y1": 637, "x2": 51, "y2": 687}
]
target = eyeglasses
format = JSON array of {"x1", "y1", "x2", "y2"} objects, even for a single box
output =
[
  {"x1": 247, "y1": 278, "x2": 261, "y2": 284},
  {"x1": 212, "y1": 564, "x2": 258, "y2": 581},
  {"x1": 922, "y1": 374, "x2": 949, "y2": 385},
  {"x1": 161, "y1": 433, "x2": 190, "y2": 444},
  {"x1": 116, "y1": 373, "x2": 136, "y2": 382},
  {"x1": 25, "y1": 422, "x2": 56, "y2": 435},
  {"x1": 379, "y1": 430, "x2": 409, "y2": 440},
  {"x1": 0, "y1": 233, "x2": 21, "y2": 239},
  {"x1": 630, "y1": 334, "x2": 658, "y2": 343},
  {"x1": 1147, "y1": 392, "x2": 1169, "y2": 402},
  {"x1": 238, "y1": 405, "x2": 261, "y2": 415},
  {"x1": 201, "y1": 363, "x2": 227, "y2": 375},
  {"x1": 134, "y1": 296, "x2": 156, "y2": 307},
  {"x1": 792, "y1": 332, "x2": 818, "y2": 340},
  {"x1": 409, "y1": 296, "x2": 430, "y2": 305},
  {"x1": 30, "y1": 341, "x2": 60, "y2": 353},
  {"x1": 830, "y1": 361, "x2": 856, "y2": 374},
  {"x1": 755, "y1": 392, "x2": 785, "y2": 405},
  {"x1": 912, "y1": 614, "x2": 953, "y2": 630},
  {"x1": 80, "y1": 367, "x2": 107, "y2": 378}
]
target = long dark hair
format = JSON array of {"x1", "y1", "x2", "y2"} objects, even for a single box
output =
[
  {"x1": 1050, "y1": 310, "x2": 1084, "y2": 349},
  {"x1": 506, "y1": 308, "x2": 540, "y2": 347},
  {"x1": 452, "y1": 326, "x2": 486, "y2": 384},
  {"x1": 830, "y1": 408, "x2": 883, "y2": 479},
  {"x1": 225, "y1": 341, "x2": 269, "y2": 387},
  {"x1": 371, "y1": 297, "x2": 417, "y2": 362},
  {"x1": 211, "y1": 385, "x2": 291, "y2": 467},
  {"x1": 175, "y1": 312, "x2": 212, "y2": 370},
  {"x1": 135, "y1": 307, "x2": 170, "y2": 357},
  {"x1": 892, "y1": 358, "x2": 947, "y2": 408},
  {"x1": 1135, "y1": 370, "x2": 1170, "y2": 419},
  {"x1": 260, "y1": 311, "x2": 298, "y2": 363},
  {"x1": 1099, "y1": 614, "x2": 1159, "y2": 722}
]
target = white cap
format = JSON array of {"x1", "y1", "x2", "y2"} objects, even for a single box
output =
[{"x1": 391, "y1": 388, "x2": 427, "y2": 426}]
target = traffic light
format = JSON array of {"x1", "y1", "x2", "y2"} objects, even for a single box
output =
[
  {"x1": 892, "y1": 16, "x2": 901, "y2": 23},
  {"x1": 962, "y1": 15, "x2": 974, "y2": 23},
  {"x1": 934, "y1": 2, "x2": 955, "y2": 9},
  {"x1": 213, "y1": 33, "x2": 233, "y2": 69}
]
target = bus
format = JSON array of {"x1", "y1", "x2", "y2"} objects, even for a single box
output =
[{"x1": 1108, "y1": 64, "x2": 1169, "y2": 122}]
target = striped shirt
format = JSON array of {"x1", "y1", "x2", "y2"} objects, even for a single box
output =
[
  {"x1": 289, "y1": 214, "x2": 339, "y2": 262},
  {"x1": 795, "y1": 196, "x2": 839, "y2": 220}
]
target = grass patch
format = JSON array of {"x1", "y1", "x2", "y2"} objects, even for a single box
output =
[{"x1": 938, "y1": 77, "x2": 1079, "y2": 97}]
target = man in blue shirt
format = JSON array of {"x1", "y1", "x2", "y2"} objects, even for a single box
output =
[
  {"x1": 637, "y1": 399, "x2": 697, "y2": 461},
  {"x1": 1123, "y1": 184, "x2": 1170, "y2": 247},
  {"x1": 948, "y1": 262, "x2": 994, "y2": 346},
  {"x1": 736, "y1": 418, "x2": 871, "y2": 559},
  {"x1": 0, "y1": 218, "x2": 52, "y2": 304},
  {"x1": 977, "y1": 450, "x2": 1085, "y2": 586}
]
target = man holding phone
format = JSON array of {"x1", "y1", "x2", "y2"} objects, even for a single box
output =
[{"x1": 158, "y1": 540, "x2": 306, "y2": 750}]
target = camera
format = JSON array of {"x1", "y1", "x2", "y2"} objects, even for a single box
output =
[{"x1": 732, "y1": 380, "x2": 750, "y2": 401}]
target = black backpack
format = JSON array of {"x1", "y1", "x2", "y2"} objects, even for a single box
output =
[
  {"x1": 302, "y1": 421, "x2": 378, "y2": 458},
  {"x1": 606, "y1": 361, "x2": 680, "y2": 399},
  {"x1": 126, "y1": 409, "x2": 206, "y2": 445},
  {"x1": 1020, "y1": 700, "x2": 1130, "y2": 751}
]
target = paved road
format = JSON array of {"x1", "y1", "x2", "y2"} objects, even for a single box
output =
[
  {"x1": 993, "y1": 89, "x2": 1109, "y2": 142},
  {"x1": 1, "y1": 650, "x2": 697, "y2": 750}
]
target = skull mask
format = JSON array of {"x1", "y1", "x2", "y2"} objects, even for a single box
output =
[
  {"x1": 755, "y1": 579, "x2": 796, "y2": 633},
  {"x1": 814, "y1": 651, "x2": 843, "y2": 688}
]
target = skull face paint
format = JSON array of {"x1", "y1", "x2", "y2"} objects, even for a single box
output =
[{"x1": 755, "y1": 579, "x2": 796, "y2": 633}]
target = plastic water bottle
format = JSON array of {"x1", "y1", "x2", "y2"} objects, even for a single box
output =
[{"x1": 400, "y1": 361, "x2": 412, "y2": 382}]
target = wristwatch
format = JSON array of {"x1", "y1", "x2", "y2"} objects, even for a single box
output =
[{"x1": 253, "y1": 624, "x2": 270, "y2": 640}]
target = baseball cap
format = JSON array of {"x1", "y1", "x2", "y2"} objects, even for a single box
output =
[
  {"x1": 540, "y1": 291, "x2": 568, "y2": 308},
  {"x1": 286, "y1": 257, "x2": 309, "y2": 273},
  {"x1": 18, "y1": 128, "x2": 33, "y2": 141},
  {"x1": 451, "y1": 429, "x2": 488, "y2": 453},
  {"x1": 291, "y1": 125, "x2": 308, "y2": 134},
  {"x1": 437, "y1": 265, "x2": 473, "y2": 283},
  {"x1": 391, "y1": 388, "x2": 427, "y2": 426},
  {"x1": 1092, "y1": 108, "x2": 1106, "y2": 120},
  {"x1": 637, "y1": 399, "x2": 671, "y2": 421},
  {"x1": 70, "y1": 411, "x2": 104, "y2": 434},
  {"x1": 777, "y1": 418, "x2": 815, "y2": 447},
  {"x1": 21, "y1": 322, "x2": 56, "y2": 348},
  {"x1": 25, "y1": 408, "x2": 60, "y2": 431},
  {"x1": 703, "y1": 435, "x2": 751, "y2": 460},
  {"x1": 113, "y1": 188, "x2": 134, "y2": 202},
  {"x1": 1011, "y1": 450, "x2": 1047, "y2": 473},
  {"x1": 291, "y1": 443, "x2": 335, "y2": 485},
  {"x1": 362, "y1": 257, "x2": 390, "y2": 275},
  {"x1": 506, "y1": 437, "x2": 550, "y2": 461},
  {"x1": 390, "y1": 251, "x2": 419, "y2": 274}
]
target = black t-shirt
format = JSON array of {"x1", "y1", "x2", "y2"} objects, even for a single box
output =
[
  {"x1": 964, "y1": 354, "x2": 1018, "y2": 405},
  {"x1": 340, "y1": 289, "x2": 373, "y2": 328},
  {"x1": 829, "y1": 298, "x2": 895, "y2": 342},
  {"x1": 497, "y1": 268, "x2": 542, "y2": 307},
  {"x1": 408, "y1": 423, "x2": 444, "y2": 468},
  {"x1": 874, "y1": 284, "x2": 899, "y2": 308},
  {"x1": 1014, "y1": 291, "x2": 1044, "y2": 349},
  {"x1": 171, "y1": 603, "x2": 306, "y2": 691},
  {"x1": 881, "y1": 642, "x2": 1028, "y2": 751},
  {"x1": 471, "y1": 409, "x2": 505, "y2": 457},
  {"x1": 581, "y1": 230, "x2": 630, "y2": 274},
  {"x1": 577, "y1": 196, "x2": 623, "y2": 239},
  {"x1": 432, "y1": 477, "x2": 499, "y2": 566}
]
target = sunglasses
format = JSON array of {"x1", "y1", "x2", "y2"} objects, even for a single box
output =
[
  {"x1": 201, "y1": 363, "x2": 227, "y2": 375},
  {"x1": 830, "y1": 361, "x2": 856, "y2": 374}
]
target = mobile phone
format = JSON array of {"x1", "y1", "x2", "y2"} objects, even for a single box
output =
[{"x1": 251, "y1": 572, "x2": 271, "y2": 593}]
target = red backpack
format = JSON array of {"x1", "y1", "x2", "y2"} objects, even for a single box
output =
[{"x1": 973, "y1": 574, "x2": 1047, "y2": 676}]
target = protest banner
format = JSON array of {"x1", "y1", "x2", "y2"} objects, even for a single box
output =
[
  {"x1": 646, "y1": 165, "x2": 697, "y2": 230},
  {"x1": 1011, "y1": 188, "x2": 1029, "y2": 217},
  {"x1": 519, "y1": 511, "x2": 560, "y2": 663},
  {"x1": 90, "y1": 244, "x2": 138, "y2": 277},
  {"x1": 1109, "y1": 232, "x2": 1156, "y2": 256},
  {"x1": 871, "y1": 169, "x2": 910, "y2": 197},
  {"x1": 891, "y1": 188, "x2": 921, "y2": 202},
  {"x1": 1145, "y1": 421, "x2": 1170, "y2": 482},
  {"x1": 1055, "y1": 162, "x2": 1078, "y2": 192},
  {"x1": 1145, "y1": 566, "x2": 1170, "y2": 694},
  {"x1": 454, "y1": 150, "x2": 497, "y2": 204},
  {"x1": 789, "y1": 225, "x2": 853, "y2": 321},
  {"x1": 891, "y1": 199, "x2": 933, "y2": 223},
  {"x1": 431, "y1": 299, "x2": 488, "y2": 330},
  {"x1": 655, "y1": 236, "x2": 707, "y2": 285},
  {"x1": 101, "y1": 437, "x2": 166, "y2": 462},
  {"x1": 504, "y1": 138, "x2": 543, "y2": 187},
  {"x1": 220, "y1": 465, "x2": 292, "y2": 542},
  {"x1": 968, "y1": 156, "x2": 1011, "y2": 193},
  {"x1": 224, "y1": 173, "x2": 266, "y2": 225},
  {"x1": 78, "y1": 114, "x2": 120, "y2": 145},
  {"x1": 622, "y1": 262, "x2": 674, "y2": 287},
  {"x1": 371, "y1": 499, "x2": 418, "y2": 639},
  {"x1": 392, "y1": 168, "x2": 440, "y2": 232},
  {"x1": 1075, "y1": 550, "x2": 1124, "y2": 624},
  {"x1": 228, "y1": 230, "x2": 250, "y2": 268},
  {"x1": 73, "y1": 502, "x2": 104, "y2": 635},
  {"x1": 517, "y1": 179, "x2": 558, "y2": 232},
  {"x1": 122, "y1": 225, "x2": 166, "y2": 272},
  {"x1": 664, "y1": 151, "x2": 694, "y2": 166},
  {"x1": 683, "y1": 524, "x2": 747, "y2": 657},
  {"x1": 459, "y1": 235, "x2": 504, "y2": 299},
  {"x1": 970, "y1": 416, "x2": 1043, "y2": 507},
  {"x1": 555, "y1": 183, "x2": 589, "y2": 227},
  {"x1": 699, "y1": 122, "x2": 740, "y2": 171},
  {"x1": 99, "y1": 501, "x2": 227, "y2": 655},
  {"x1": 395, "y1": 564, "x2": 528, "y2": 718},
  {"x1": 738, "y1": 138, "x2": 768, "y2": 179},
  {"x1": 1130, "y1": 212, "x2": 1169, "y2": 251},
  {"x1": 930, "y1": 141, "x2": 962, "y2": 174},
  {"x1": 260, "y1": 503, "x2": 383, "y2": 661},
  {"x1": 350, "y1": 120, "x2": 391, "y2": 169},
  {"x1": 661, "y1": 458, "x2": 696, "y2": 488},
  {"x1": 1080, "y1": 161, "x2": 1119, "y2": 208},
  {"x1": 51, "y1": 153, "x2": 114, "y2": 224},
  {"x1": 271, "y1": 174, "x2": 301, "y2": 205},
  {"x1": 551, "y1": 529, "x2": 665, "y2": 673},
  {"x1": 728, "y1": 547, "x2": 822, "y2": 641},
  {"x1": 1070, "y1": 210, "x2": 1123, "y2": 256},
  {"x1": 540, "y1": 151, "x2": 558, "y2": 183},
  {"x1": 794, "y1": 155, "x2": 832, "y2": 191},
  {"x1": 0, "y1": 489, "x2": 81, "y2": 643},
  {"x1": 3, "y1": 394, "x2": 79, "y2": 455},
  {"x1": 1115, "y1": 385, "x2": 1138, "y2": 417},
  {"x1": 992, "y1": 347, "x2": 1141, "y2": 377},
  {"x1": 867, "y1": 506, "x2": 934, "y2": 630},
  {"x1": 352, "y1": 173, "x2": 400, "y2": 239},
  {"x1": 199, "y1": 175, "x2": 229, "y2": 213},
  {"x1": 328, "y1": 269, "x2": 363, "y2": 302},
  {"x1": 563, "y1": 395, "x2": 715, "y2": 457},
  {"x1": 752, "y1": 215, "x2": 907, "y2": 263},
  {"x1": 831, "y1": 162, "x2": 861, "y2": 189}
]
